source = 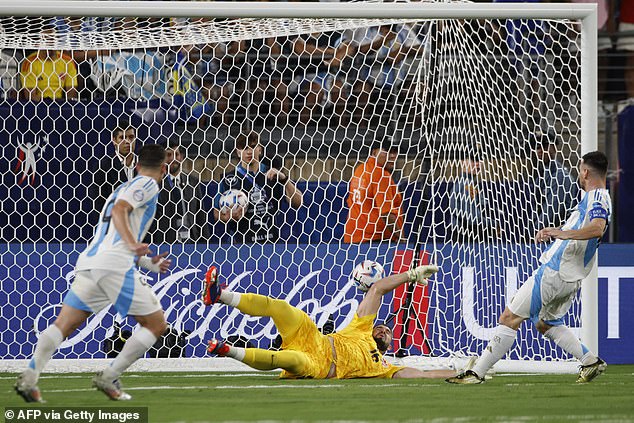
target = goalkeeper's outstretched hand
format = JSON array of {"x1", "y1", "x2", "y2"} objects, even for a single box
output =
[{"x1": 406, "y1": 265, "x2": 439, "y2": 286}]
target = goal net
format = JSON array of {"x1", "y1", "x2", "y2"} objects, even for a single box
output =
[{"x1": 0, "y1": 2, "x2": 594, "y2": 373}]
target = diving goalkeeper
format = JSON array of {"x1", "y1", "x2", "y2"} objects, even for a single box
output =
[{"x1": 203, "y1": 264, "x2": 456, "y2": 379}]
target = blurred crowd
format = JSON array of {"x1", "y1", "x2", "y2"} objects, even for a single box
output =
[{"x1": 2, "y1": 0, "x2": 631, "y2": 124}]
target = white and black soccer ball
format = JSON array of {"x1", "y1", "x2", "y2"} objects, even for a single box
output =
[
  {"x1": 352, "y1": 260, "x2": 385, "y2": 292},
  {"x1": 219, "y1": 189, "x2": 248, "y2": 210}
]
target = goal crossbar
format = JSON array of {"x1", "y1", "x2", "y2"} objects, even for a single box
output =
[{"x1": 0, "y1": 1, "x2": 597, "y2": 20}]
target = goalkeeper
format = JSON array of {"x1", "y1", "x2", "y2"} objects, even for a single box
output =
[{"x1": 203, "y1": 264, "x2": 456, "y2": 379}]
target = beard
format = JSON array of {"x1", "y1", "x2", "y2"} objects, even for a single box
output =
[
  {"x1": 373, "y1": 336, "x2": 390, "y2": 354},
  {"x1": 170, "y1": 162, "x2": 181, "y2": 175}
]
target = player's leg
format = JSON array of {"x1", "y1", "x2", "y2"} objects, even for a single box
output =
[
  {"x1": 447, "y1": 271, "x2": 536, "y2": 384},
  {"x1": 15, "y1": 304, "x2": 91, "y2": 403},
  {"x1": 208, "y1": 339, "x2": 309, "y2": 374},
  {"x1": 467, "y1": 307, "x2": 524, "y2": 378},
  {"x1": 203, "y1": 266, "x2": 306, "y2": 340},
  {"x1": 16, "y1": 271, "x2": 103, "y2": 402},
  {"x1": 98, "y1": 310, "x2": 166, "y2": 381},
  {"x1": 536, "y1": 277, "x2": 606, "y2": 383},
  {"x1": 93, "y1": 268, "x2": 165, "y2": 400}
]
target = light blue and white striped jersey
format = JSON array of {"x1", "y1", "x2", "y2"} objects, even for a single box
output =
[
  {"x1": 76, "y1": 176, "x2": 159, "y2": 272},
  {"x1": 539, "y1": 188, "x2": 611, "y2": 282}
]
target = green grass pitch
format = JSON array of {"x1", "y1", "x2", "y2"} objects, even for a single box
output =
[{"x1": 2, "y1": 367, "x2": 634, "y2": 422}]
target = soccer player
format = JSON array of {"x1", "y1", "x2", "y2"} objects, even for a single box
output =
[
  {"x1": 203, "y1": 264, "x2": 456, "y2": 379},
  {"x1": 447, "y1": 151, "x2": 611, "y2": 384},
  {"x1": 15, "y1": 144, "x2": 172, "y2": 402}
]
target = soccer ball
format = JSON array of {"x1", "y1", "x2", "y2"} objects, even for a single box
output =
[
  {"x1": 219, "y1": 189, "x2": 248, "y2": 210},
  {"x1": 352, "y1": 260, "x2": 385, "y2": 292}
]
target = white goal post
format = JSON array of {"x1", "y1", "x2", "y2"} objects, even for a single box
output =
[{"x1": 0, "y1": 1, "x2": 597, "y2": 374}]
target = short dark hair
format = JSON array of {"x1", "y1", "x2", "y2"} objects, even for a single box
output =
[
  {"x1": 373, "y1": 323, "x2": 393, "y2": 332},
  {"x1": 113, "y1": 120, "x2": 133, "y2": 139},
  {"x1": 235, "y1": 132, "x2": 259, "y2": 150},
  {"x1": 138, "y1": 144, "x2": 166, "y2": 169},
  {"x1": 582, "y1": 151, "x2": 608, "y2": 176},
  {"x1": 371, "y1": 137, "x2": 398, "y2": 154}
]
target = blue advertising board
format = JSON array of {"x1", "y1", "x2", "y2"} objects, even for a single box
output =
[{"x1": 1, "y1": 243, "x2": 632, "y2": 363}]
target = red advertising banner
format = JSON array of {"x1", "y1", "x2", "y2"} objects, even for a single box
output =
[{"x1": 391, "y1": 249, "x2": 431, "y2": 354}]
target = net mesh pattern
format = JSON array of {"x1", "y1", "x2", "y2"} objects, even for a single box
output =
[{"x1": 0, "y1": 8, "x2": 583, "y2": 366}]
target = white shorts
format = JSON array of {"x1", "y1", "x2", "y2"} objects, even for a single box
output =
[
  {"x1": 63, "y1": 268, "x2": 162, "y2": 317},
  {"x1": 617, "y1": 22, "x2": 634, "y2": 51},
  {"x1": 508, "y1": 265, "x2": 581, "y2": 326}
]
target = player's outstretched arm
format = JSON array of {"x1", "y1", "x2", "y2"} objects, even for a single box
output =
[
  {"x1": 356, "y1": 265, "x2": 439, "y2": 318},
  {"x1": 542, "y1": 218, "x2": 606, "y2": 241}
]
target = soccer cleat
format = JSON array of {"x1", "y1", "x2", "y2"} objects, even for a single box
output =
[
  {"x1": 92, "y1": 371, "x2": 132, "y2": 401},
  {"x1": 461, "y1": 356, "x2": 478, "y2": 373},
  {"x1": 14, "y1": 370, "x2": 44, "y2": 403},
  {"x1": 445, "y1": 370, "x2": 485, "y2": 385},
  {"x1": 460, "y1": 356, "x2": 494, "y2": 381},
  {"x1": 576, "y1": 358, "x2": 607, "y2": 383},
  {"x1": 202, "y1": 265, "x2": 223, "y2": 306},
  {"x1": 207, "y1": 338, "x2": 231, "y2": 356}
]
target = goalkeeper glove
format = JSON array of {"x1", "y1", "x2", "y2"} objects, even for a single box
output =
[{"x1": 406, "y1": 265, "x2": 439, "y2": 286}]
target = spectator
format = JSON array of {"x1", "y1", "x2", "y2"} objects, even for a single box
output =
[
  {"x1": 344, "y1": 23, "x2": 427, "y2": 128},
  {"x1": 494, "y1": 0, "x2": 549, "y2": 128},
  {"x1": 347, "y1": 23, "x2": 424, "y2": 97},
  {"x1": 213, "y1": 132, "x2": 303, "y2": 243},
  {"x1": 248, "y1": 34, "x2": 294, "y2": 124},
  {"x1": 169, "y1": 13, "x2": 244, "y2": 124},
  {"x1": 567, "y1": 0, "x2": 614, "y2": 107},
  {"x1": 291, "y1": 30, "x2": 350, "y2": 122},
  {"x1": 448, "y1": 158, "x2": 498, "y2": 243},
  {"x1": 20, "y1": 27, "x2": 78, "y2": 102},
  {"x1": 533, "y1": 133, "x2": 579, "y2": 229},
  {"x1": 0, "y1": 50, "x2": 20, "y2": 100},
  {"x1": 147, "y1": 140, "x2": 210, "y2": 243},
  {"x1": 344, "y1": 139, "x2": 403, "y2": 243},
  {"x1": 90, "y1": 121, "x2": 137, "y2": 217},
  {"x1": 617, "y1": 0, "x2": 634, "y2": 99},
  {"x1": 52, "y1": 16, "x2": 113, "y2": 101}
]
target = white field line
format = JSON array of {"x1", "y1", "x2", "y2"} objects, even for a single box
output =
[
  {"x1": 0, "y1": 373, "x2": 273, "y2": 380},
  {"x1": 0, "y1": 372, "x2": 575, "y2": 381},
  {"x1": 56, "y1": 383, "x2": 432, "y2": 392}
]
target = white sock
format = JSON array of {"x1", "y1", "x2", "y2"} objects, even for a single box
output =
[
  {"x1": 220, "y1": 290, "x2": 241, "y2": 307},
  {"x1": 544, "y1": 325, "x2": 597, "y2": 365},
  {"x1": 102, "y1": 327, "x2": 157, "y2": 381},
  {"x1": 226, "y1": 345, "x2": 246, "y2": 361},
  {"x1": 29, "y1": 325, "x2": 64, "y2": 376},
  {"x1": 472, "y1": 325, "x2": 517, "y2": 378}
]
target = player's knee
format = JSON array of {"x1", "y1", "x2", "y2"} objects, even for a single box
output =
[
  {"x1": 535, "y1": 320, "x2": 552, "y2": 334},
  {"x1": 137, "y1": 312, "x2": 168, "y2": 337},
  {"x1": 54, "y1": 308, "x2": 89, "y2": 337},
  {"x1": 499, "y1": 308, "x2": 523, "y2": 330},
  {"x1": 155, "y1": 319, "x2": 168, "y2": 337},
  {"x1": 151, "y1": 317, "x2": 168, "y2": 337},
  {"x1": 53, "y1": 320, "x2": 80, "y2": 338},
  {"x1": 275, "y1": 351, "x2": 307, "y2": 374}
]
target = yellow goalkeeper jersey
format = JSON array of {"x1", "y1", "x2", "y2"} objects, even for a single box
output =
[{"x1": 330, "y1": 314, "x2": 403, "y2": 379}]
